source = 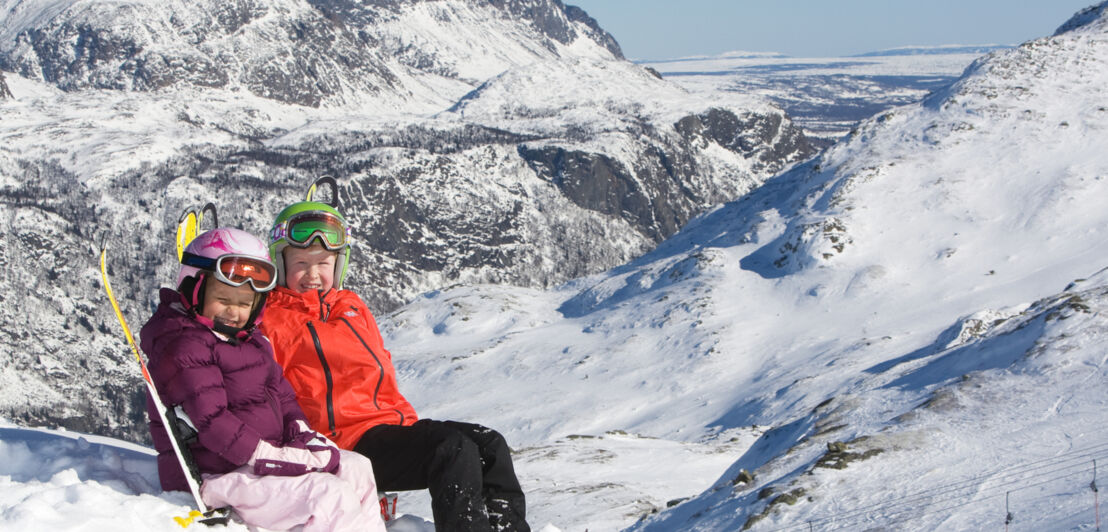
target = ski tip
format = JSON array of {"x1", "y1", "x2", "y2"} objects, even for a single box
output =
[
  {"x1": 172, "y1": 510, "x2": 202, "y2": 528},
  {"x1": 172, "y1": 507, "x2": 232, "y2": 528},
  {"x1": 199, "y1": 202, "x2": 218, "y2": 228},
  {"x1": 305, "y1": 175, "x2": 340, "y2": 208}
]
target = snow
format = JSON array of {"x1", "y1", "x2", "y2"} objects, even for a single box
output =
[
  {"x1": 644, "y1": 49, "x2": 985, "y2": 78},
  {"x1": 0, "y1": 420, "x2": 438, "y2": 530},
  {"x1": 0, "y1": 421, "x2": 194, "y2": 531},
  {"x1": 4, "y1": 2, "x2": 1108, "y2": 531}
]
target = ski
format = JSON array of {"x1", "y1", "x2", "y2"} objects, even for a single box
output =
[
  {"x1": 99, "y1": 241, "x2": 231, "y2": 527},
  {"x1": 176, "y1": 203, "x2": 217, "y2": 262},
  {"x1": 305, "y1": 175, "x2": 340, "y2": 208}
]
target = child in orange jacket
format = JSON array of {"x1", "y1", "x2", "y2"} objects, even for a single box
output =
[{"x1": 261, "y1": 200, "x2": 530, "y2": 532}]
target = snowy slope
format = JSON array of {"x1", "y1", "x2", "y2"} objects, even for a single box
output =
[{"x1": 383, "y1": 2, "x2": 1108, "y2": 530}]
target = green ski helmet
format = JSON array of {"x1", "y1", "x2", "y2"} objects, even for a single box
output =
[{"x1": 269, "y1": 201, "x2": 353, "y2": 289}]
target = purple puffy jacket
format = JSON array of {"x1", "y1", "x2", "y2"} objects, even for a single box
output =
[{"x1": 140, "y1": 288, "x2": 307, "y2": 492}]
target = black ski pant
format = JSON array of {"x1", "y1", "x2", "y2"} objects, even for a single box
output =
[{"x1": 353, "y1": 419, "x2": 530, "y2": 532}]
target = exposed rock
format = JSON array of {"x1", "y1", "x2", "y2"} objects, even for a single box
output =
[
  {"x1": 521, "y1": 107, "x2": 815, "y2": 243},
  {"x1": 743, "y1": 487, "x2": 808, "y2": 530},
  {"x1": 814, "y1": 440, "x2": 884, "y2": 470},
  {"x1": 731, "y1": 469, "x2": 755, "y2": 486},
  {"x1": 675, "y1": 108, "x2": 813, "y2": 175}
]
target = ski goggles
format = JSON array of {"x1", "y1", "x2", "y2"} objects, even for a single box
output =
[
  {"x1": 180, "y1": 253, "x2": 278, "y2": 292},
  {"x1": 272, "y1": 211, "x2": 351, "y2": 250}
]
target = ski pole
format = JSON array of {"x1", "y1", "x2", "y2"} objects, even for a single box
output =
[
  {"x1": 99, "y1": 242, "x2": 230, "y2": 527},
  {"x1": 1093, "y1": 459, "x2": 1101, "y2": 532}
]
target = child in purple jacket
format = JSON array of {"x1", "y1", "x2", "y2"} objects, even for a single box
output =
[{"x1": 140, "y1": 227, "x2": 386, "y2": 532}]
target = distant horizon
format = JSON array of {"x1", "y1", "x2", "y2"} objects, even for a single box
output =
[
  {"x1": 636, "y1": 43, "x2": 1015, "y2": 63},
  {"x1": 567, "y1": 0, "x2": 1100, "y2": 60}
]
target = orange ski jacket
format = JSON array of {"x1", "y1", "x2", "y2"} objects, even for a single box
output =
[{"x1": 261, "y1": 286, "x2": 418, "y2": 450}]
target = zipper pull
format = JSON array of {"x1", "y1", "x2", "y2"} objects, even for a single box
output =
[{"x1": 317, "y1": 290, "x2": 330, "y2": 321}]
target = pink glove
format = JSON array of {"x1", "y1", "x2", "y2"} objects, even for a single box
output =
[{"x1": 248, "y1": 439, "x2": 340, "y2": 477}]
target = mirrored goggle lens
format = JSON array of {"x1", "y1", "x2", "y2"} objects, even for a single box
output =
[
  {"x1": 286, "y1": 212, "x2": 349, "y2": 249},
  {"x1": 216, "y1": 255, "x2": 277, "y2": 292}
]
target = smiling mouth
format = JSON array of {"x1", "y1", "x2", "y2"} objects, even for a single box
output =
[{"x1": 214, "y1": 317, "x2": 241, "y2": 327}]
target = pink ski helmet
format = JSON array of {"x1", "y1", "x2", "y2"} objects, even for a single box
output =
[{"x1": 177, "y1": 228, "x2": 276, "y2": 294}]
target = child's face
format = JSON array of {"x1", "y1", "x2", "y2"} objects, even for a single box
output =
[
  {"x1": 283, "y1": 244, "x2": 338, "y2": 293},
  {"x1": 201, "y1": 280, "x2": 256, "y2": 329}
]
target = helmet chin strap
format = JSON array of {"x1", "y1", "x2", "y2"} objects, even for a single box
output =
[
  {"x1": 208, "y1": 319, "x2": 246, "y2": 344},
  {"x1": 178, "y1": 272, "x2": 215, "y2": 309}
]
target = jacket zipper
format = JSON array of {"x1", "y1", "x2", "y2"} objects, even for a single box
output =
[
  {"x1": 305, "y1": 321, "x2": 338, "y2": 437},
  {"x1": 340, "y1": 317, "x2": 405, "y2": 425},
  {"x1": 317, "y1": 289, "x2": 332, "y2": 321}
]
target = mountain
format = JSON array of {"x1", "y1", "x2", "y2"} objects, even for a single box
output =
[
  {"x1": 0, "y1": 0, "x2": 813, "y2": 442},
  {"x1": 0, "y1": 69, "x2": 9, "y2": 98},
  {"x1": 0, "y1": 0, "x2": 620, "y2": 109}
]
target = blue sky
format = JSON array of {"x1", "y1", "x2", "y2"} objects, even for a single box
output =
[{"x1": 566, "y1": 0, "x2": 1100, "y2": 59}]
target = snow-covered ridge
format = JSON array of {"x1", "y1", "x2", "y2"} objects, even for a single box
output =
[
  {"x1": 0, "y1": 0, "x2": 620, "y2": 109},
  {"x1": 632, "y1": 268, "x2": 1108, "y2": 530},
  {"x1": 745, "y1": 1, "x2": 1108, "y2": 288},
  {"x1": 1055, "y1": 1, "x2": 1108, "y2": 34}
]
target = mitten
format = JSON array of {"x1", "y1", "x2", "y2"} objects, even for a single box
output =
[{"x1": 248, "y1": 439, "x2": 340, "y2": 476}]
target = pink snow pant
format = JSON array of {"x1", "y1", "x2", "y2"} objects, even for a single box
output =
[{"x1": 200, "y1": 450, "x2": 387, "y2": 532}]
